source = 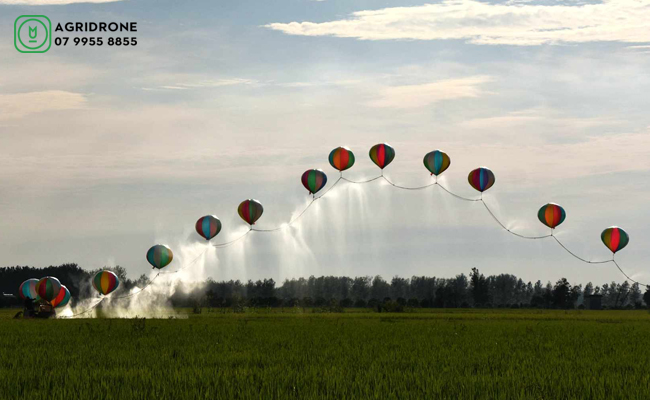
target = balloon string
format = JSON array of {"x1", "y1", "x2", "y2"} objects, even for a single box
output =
[
  {"x1": 550, "y1": 235, "x2": 611, "y2": 264},
  {"x1": 481, "y1": 199, "x2": 552, "y2": 240},
  {"x1": 251, "y1": 177, "x2": 343, "y2": 233},
  {"x1": 63, "y1": 298, "x2": 104, "y2": 318},
  {"x1": 110, "y1": 273, "x2": 162, "y2": 298},
  {"x1": 436, "y1": 183, "x2": 481, "y2": 202},
  {"x1": 341, "y1": 176, "x2": 382, "y2": 184},
  {"x1": 381, "y1": 175, "x2": 436, "y2": 190},
  {"x1": 212, "y1": 229, "x2": 252, "y2": 247},
  {"x1": 251, "y1": 201, "x2": 314, "y2": 232},
  {"x1": 612, "y1": 259, "x2": 648, "y2": 288},
  {"x1": 316, "y1": 176, "x2": 343, "y2": 198}
]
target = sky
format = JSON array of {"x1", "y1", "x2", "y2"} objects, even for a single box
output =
[{"x1": 1, "y1": 0, "x2": 649, "y2": 287}]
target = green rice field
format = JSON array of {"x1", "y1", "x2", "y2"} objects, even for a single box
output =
[{"x1": 1, "y1": 308, "x2": 649, "y2": 399}]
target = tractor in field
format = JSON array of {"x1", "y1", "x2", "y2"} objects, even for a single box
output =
[{"x1": 17, "y1": 298, "x2": 57, "y2": 319}]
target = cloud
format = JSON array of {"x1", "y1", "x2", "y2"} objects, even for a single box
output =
[
  {"x1": 459, "y1": 108, "x2": 623, "y2": 130},
  {"x1": 0, "y1": 0, "x2": 120, "y2": 4},
  {"x1": 368, "y1": 76, "x2": 491, "y2": 108},
  {"x1": 142, "y1": 78, "x2": 256, "y2": 91},
  {"x1": 0, "y1": 91, "x2": 87, "y2": 120},
  {"x1": 265, "y1": 0, "x2": 650, "y2": 45}
]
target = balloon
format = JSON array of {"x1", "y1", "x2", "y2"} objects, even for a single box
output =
[
  {"x1": 301, "y1": 169, "x2": 328, "y2": 195},
  {"x1": 238, "y1": 199, "x2": 264, "y2": 225},
  {"x1": 601, "y1": 227, "x2": 629, "y2": 254},
  {"x1": 93, "y1": 270, "x2": 120, "y2": 295},
  {"x1": 19, "y1": 278, "x2": 39, "y2": 300},
  {"x1": 423, "y1": 150, "x2": 451, "y2": 176},
  {"x1": 146, "y1": 244, "x2": 174, "y2": 269},
  {"x1": 35, "y1": 276, "x2": 62, "y2": 303},
  {"x1": 538, "y1": 203, "x2": 566, "y2": 229},
  {"x1": 369, "y1": 143, "x2": 395, "y2": 170},
  {"x1": 51, "y1": 285, "x2": 71, "y2": 308},
  {"x1": 196, "y1": 215, "x2": 222, "y2": 241},
  {"x1": 468, "y1": 167, "x2": 496, "y2": 193},
  {"x1": 329, "y1": 147, "x2": 355, "y2": 172}
]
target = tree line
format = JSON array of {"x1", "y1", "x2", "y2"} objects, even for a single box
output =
[{"x1": 2, "y1": 264, "x2": 648, "y2": 310}]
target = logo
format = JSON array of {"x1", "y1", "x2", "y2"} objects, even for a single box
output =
[{"x1": 15, "y1": 15, "x2": 52, "y2": 53}]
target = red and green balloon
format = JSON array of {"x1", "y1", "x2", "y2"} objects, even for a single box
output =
[
  {"x1": 601, "y1": 227, "x2": 629, "y2": 254},
  {"x1": 146, "y1": 244, "x2": 174, "y2": 269},
  {"x1": 329, "y1": 147, "x2": 355, "y2": 172},
  {"x1": 196, "y1": 215, "x2": 222, "y2": 241},
  {"x1": 538, "y1": 203, "x2": 566, "y2": 229},
  {"x1": 93, "y1": 270, "x2": 120, "y2": 295},
  {"x1": 238, "y1": 199, "x2": 264, "y2": 225},
  {"x1": 369, "y1": 143, "x2": 395, "y2": 170},
  {"x1": 36, "y1": 276, "x2": 62, "y2": 303},
  {"x1": 51, "y1": 285, "x2": 71, "y2": 308},
  {"x1": 301, "y1": 169, "x2": 328, "y2": 195},
  {"x1": 468, "y1": 167, "x2": 496, "y2": 193},
  {"x1": 423, "y1": 150, "x2": 450, "y2": 176}
]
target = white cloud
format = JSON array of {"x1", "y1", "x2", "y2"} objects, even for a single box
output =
[
  {"x1": 459, "y1": 108, "x2": 622, "y2": 130},
  {"x1": 368, "y1": 76, "x2": 492, "y2": 108},
  {"x1": 0, "y1": 91, "x2": 87, "y2": 120},
  {"x1": 0, "y1": 0, "x2": 120, "y2": 4},
  {"x1": 265, "y1": 0, "x2": 650, "y2": 45},
  {"x1": 142, "y1": 78, "x2": 256, "y2": 91}
]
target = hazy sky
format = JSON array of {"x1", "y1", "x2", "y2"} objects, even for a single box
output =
[{"x1": 1, "y1": 0, "x2": 649, "y2": 286}]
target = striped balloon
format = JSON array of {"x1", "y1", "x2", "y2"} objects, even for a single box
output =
[
  {"x1": 51, "y1": 285, "x2": 71, "y2": 308},
  {"x1": 601, "y1": 227, "x2": 629, "y2": 254},
  {"x1": 146, "y1": 244, "x2": 174, "y2": 269},
  {"x1": 369, "y1": 143, "x2": 395, "y2": 170},
  {"x1": 468, "y1": 167, "x2": 496, "y2": 193},
  {"x1": 238, "y1": 199, "x2": 264, "y2": 225},
  {"x1": 538, "y1": 203, "x2": 566, "y2": 229},
  {"x1": 93, "y1": 270, "x2": 120, "y2": 295},
  {"x1": 19, "y1": 278, "x2": 39, "y2": 300},
  {"x1": 301, "y1": 169, "x2": 328, "y2": 195},
  {"x1": 196, "y1": 215, "x2": 222, "y2": 240},
  {"x1": 423, "y1": 150, "x2": 451, "y2": 176},
  {"x1": 328, "y1": 147, "x2": 355, "y2": 172},
  {"x1": 35, "y1": 276, "x2": 62, "y2": 303}
]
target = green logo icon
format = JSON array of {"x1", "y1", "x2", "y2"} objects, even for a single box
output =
[{"x1": 15, "y1": 15, "x2": 51, "y2": 53}]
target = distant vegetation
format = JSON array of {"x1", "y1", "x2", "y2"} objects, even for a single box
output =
[{"x1": 1, "y1": 264, "x2": 649, "y2": 310}]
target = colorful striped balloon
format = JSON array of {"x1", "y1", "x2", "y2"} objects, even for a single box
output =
[
  {"x1": 146, "y1": 244, "x2": 174, "y2": 269},
  {"x1": 328, "y1": 147, "x2": 355, "y2": 172},
  {"x1": 601, "y1": 227, "x2": 629, "y2": 254},
  {"x1": 538, "y1": 203, "x2": 566, "y2": 229},
  {"x1": 238, "y1": 199, "x2": 264, "y2": 225},
  {"x1": 93, "y1": 270, "x2": 120, "y2": 295},
  {"x1": 369, "y1": 143, "x2": 395, "y2": 170},
  {"x1": 423, "y1": 150, "x2": 451, "y2": 176},
  {"x1": 301, "y1": 169, "x2": 328, "y2": 195},
  {"x1": 51, "y1": 285, "x2": 71, "y2": 308},
  {"x1": 35, "y1": 276, "x2": 62, "y2": 303},
  {"x1": 19, "y1": 278, "x2": 39, "y2": 300},
  {"x1": 468, "y1": 167, "x2": 496, "y2": 193},
  {"x1": 195, "y1": 215, "x2": 222, "y2": 241}
]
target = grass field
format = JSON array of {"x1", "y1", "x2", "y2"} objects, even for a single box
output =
[{"x1": 1, "y1": 308, "x2": 649, "y2": 399}]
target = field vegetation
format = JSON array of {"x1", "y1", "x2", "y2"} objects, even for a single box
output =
[{"x1": 1, "y1": 308, "x2": 649, "y2": 399}]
